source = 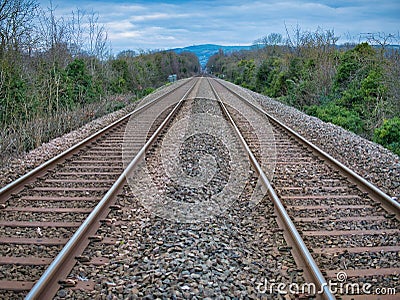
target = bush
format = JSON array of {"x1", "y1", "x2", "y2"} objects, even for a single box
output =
[
  {"x1": 333, "y1": 42, "x2": 375, "y2": 93},
  {"x1": 306, "y1": 102, "x2": 363, "y2": 133},
  {"x1": 373, "y1": 117, "x2": 400, "y2": 156},
  {"x1": 105, "y1": 101, "x2": 126, "y2": 114},
  {"x1": 65, "y1": 59, "x2": 97, "y2": 105}
]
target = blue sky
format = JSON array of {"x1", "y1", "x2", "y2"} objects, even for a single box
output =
[{"x1": 41, "y1": 0, "x2": 400, "y2": 53}]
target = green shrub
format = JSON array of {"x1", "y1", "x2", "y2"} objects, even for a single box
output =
[
  {"x1": 65, "y1": 59, "x2": 97, "y2": 104},
  {"x1": 373, "y1": 117, "x2": 400, "y2": 156},
  {"x1": 333, "y1": 42, "x2": 375, "y2": 93},
  {"x1": 142, "y1": 87, "x2": 155, "y2": 96},
  {"x1": 105, "y1": 101, "x2": 126, "y2": 114},
  {"x1": 306, "y1": 102, "x2": 363, "y2": 133}
]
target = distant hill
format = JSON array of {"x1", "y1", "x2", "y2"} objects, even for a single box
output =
[{"x1": 170, "y1": 44, "x2": 252, "y2": 68}]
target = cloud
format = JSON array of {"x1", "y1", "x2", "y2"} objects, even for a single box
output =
[
  {"x1": 40, "y1": 0, "x2": 400, "y2": 53},
  {"x1": 130, "y1": 12, "x2": 194, "y2": 22}
]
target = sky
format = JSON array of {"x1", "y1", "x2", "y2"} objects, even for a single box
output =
[{"x1": 40, "y1": 0, "x2": 400, "y2": 54}]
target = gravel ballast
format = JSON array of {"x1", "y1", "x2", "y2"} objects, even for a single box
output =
[{"x1": 221, "y1": 79, "x2": 399, "y2": 199}]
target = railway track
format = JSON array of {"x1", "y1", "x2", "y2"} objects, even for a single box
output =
[
  {"x1": 212, "y1": 78, "x2": 399, "y2": 299},
  {"x1": 48, "y1": 77, "x2": 302, "y2": 299},
  {"x1": 0, "y1": 76, "x2": 398, "y2": 299},
  {"x1": 0, "y1": 77, "x2": 197, "y2": 299}
]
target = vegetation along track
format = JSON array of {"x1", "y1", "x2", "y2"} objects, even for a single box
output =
[
  {"x1": 0, "y1": 78, "x2": 197, "y2": 299},
  {"x1": 212, "y1": 78, "x2": 400, "y2": 299},
  {"x1": 0, "y1": 76, "x2": 399, "y2": 299}
]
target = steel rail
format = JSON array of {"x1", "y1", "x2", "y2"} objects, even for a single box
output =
[
  {"x1": 214, "y1": 78, "x2": 400, "y2": 214},
  {"x1": 208, "y1": 78, "x2": 335, "y2": 300},
  {"x1": 0, "y1": 78, "x2": 192, "y2": 202},
  {"x1": 25, "y1": 79, "x2": 198, "y2": 300}
]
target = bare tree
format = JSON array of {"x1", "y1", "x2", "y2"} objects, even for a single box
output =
[
  {"x1": 254, "y1": 32, "x2": 284, "y2": 56},
  {"x1": 0, "y1": 0, "x2": 39, "y2": 54},
  {"x1": 69, "y1": 9, "x2": 85, "y2": 56},
  {"x1": 360, "y1": 32, "x2": 397, "y2": 60},
  {"x1": 84, "y1": 10, "x2": 109, "y2": 76},
  {"x1": 86, "y1": 11, "x2": 108, "y2": 60},
  {"x1": 36, "y1": 0, "x2": 71, "y2": 65}
]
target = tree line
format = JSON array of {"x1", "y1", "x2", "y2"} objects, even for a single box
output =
[
  {"x1": 0, "y1": 0, "x2": 200, "y2": 165},
  {"x1": 206, "y1": 28, "x2": 400, "y2": 156}
]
